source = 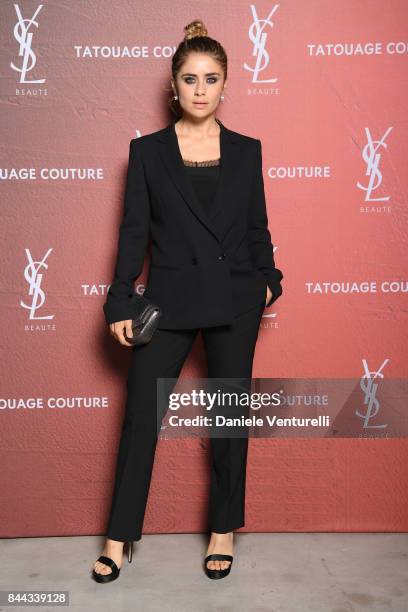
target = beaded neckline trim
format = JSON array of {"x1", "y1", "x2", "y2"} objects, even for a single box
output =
[{"x1": 183, "y1": 158, "x2": 220, "y2": 167}]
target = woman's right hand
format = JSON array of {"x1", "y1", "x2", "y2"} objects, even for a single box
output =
[{"x1": 109, "y1": 320, "x2": 134, "y2": 347}]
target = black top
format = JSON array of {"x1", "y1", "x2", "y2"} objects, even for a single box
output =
[{"x1": 183, "y1": 158, "x2": 220, "y2": 217}]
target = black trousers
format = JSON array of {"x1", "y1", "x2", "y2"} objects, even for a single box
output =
[{"x1": 105, "y1": 302, "x2": 265, "y2": 542}]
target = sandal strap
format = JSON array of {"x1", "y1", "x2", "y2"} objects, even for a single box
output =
[
  {"x1": 205, "y1": 554, "x2": 233, "y2": 562},
  {"x1": 96, "y1": 555, "x2": 120, "y2": 575}
]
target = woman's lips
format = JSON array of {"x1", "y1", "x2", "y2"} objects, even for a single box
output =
[{"x1": 193, "y1": 102, "x2": 208, "y2": 105}]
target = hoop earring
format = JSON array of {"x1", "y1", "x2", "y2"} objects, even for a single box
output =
[{"x1": 173, "y1": 94, "x2": 178, "y2": 100}]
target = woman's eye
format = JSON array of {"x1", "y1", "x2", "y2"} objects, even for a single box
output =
[{"x1": 184, "y1": 77, "x2": 218, "y2": 84}]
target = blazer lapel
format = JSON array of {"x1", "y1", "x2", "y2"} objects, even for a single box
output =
[{"x1": 157, "y1": 118, "x2": 242, "y2": 244}]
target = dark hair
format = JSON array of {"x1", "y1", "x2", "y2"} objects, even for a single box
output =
[{"x1": 169, "y1": 20, "x2": 228, "y2": 117}]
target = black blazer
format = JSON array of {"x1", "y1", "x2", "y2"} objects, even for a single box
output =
[{"x1": 103, "y1": 118, "x2": 283, "y2": 329}]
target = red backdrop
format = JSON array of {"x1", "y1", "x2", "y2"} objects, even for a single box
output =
[{"x1": 1, "y1": 0, "x2": 408, "y2": 538}]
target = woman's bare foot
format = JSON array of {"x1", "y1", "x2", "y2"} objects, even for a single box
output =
[
  {"x1": 93, "y1": 538, "x2": 125, "y2": 576},
  {"x1": 205, "y1": 531, "x2": 234, "y2": 570}
]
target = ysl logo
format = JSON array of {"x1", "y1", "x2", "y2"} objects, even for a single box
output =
[
  {"x1": 20, "y1": 248, "x2": 54, "y2": 319},
  {"x1": 357, "y1": 127, "x2": 392, "y2": 202},
  {"x1": 10, "y1": 4, "x2": 46, "y2": 84},
  {"x1": 244, "y1": 4, "x2": 279, "y2": 83},
  {"x1": 355, "y1": 358, "x2": 388, "y2": 429}
]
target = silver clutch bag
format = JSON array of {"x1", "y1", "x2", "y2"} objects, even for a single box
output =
[{"x1": 125, "y1": 294, "x2": 162, "y2": 346}]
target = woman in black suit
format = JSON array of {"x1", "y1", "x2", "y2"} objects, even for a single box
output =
[{"x1": 92, "y1": 19, "x2": 283, "y2": 582}]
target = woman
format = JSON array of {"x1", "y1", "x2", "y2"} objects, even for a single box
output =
[{"x1": 92, "y1": 19, "x2": 283, "y2": 582}]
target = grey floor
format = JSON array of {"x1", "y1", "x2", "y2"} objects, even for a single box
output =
[{"x1": 2, "y1": 533, "x2": 408, "y2": 611}]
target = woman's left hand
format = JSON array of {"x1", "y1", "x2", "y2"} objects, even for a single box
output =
[{"x1": 265, "y1": 285, "x2": 273, "y2": 306}]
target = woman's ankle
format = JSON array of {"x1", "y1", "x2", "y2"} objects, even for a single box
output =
[{"x1": 105, "y1": 538, "x2": 125, "y2": 547}]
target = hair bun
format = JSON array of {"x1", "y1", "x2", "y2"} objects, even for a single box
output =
[{"x1": 184, "y1": 20, "x2": 208, "y2": 40}]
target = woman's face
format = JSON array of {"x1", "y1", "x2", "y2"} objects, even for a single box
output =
[{"x1": 173, "y1": 52, "x2": 226, "y2": 120}]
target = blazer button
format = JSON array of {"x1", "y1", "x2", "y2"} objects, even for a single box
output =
[
  {"x1": 217, "y1": 253, "x2": 226, "y2": 261},
  {"x1": 191, "y1": 257, "x2": 198, "y2": 265}
]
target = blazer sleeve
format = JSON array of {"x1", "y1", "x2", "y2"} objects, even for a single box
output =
[
  {"x1": 247, "y1": 138, "x2": 283, "y2": 308},
  {"x1": 103, "y1": 138, "x2": 151, "y2": 325}
]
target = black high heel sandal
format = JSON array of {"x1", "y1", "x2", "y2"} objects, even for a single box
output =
[
  {"x1": 92, "y1": 540, "x2": 134, "y2": 583},
  {"x1": 204, "y1": 553, "x2": 234, "y2": 579}
]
